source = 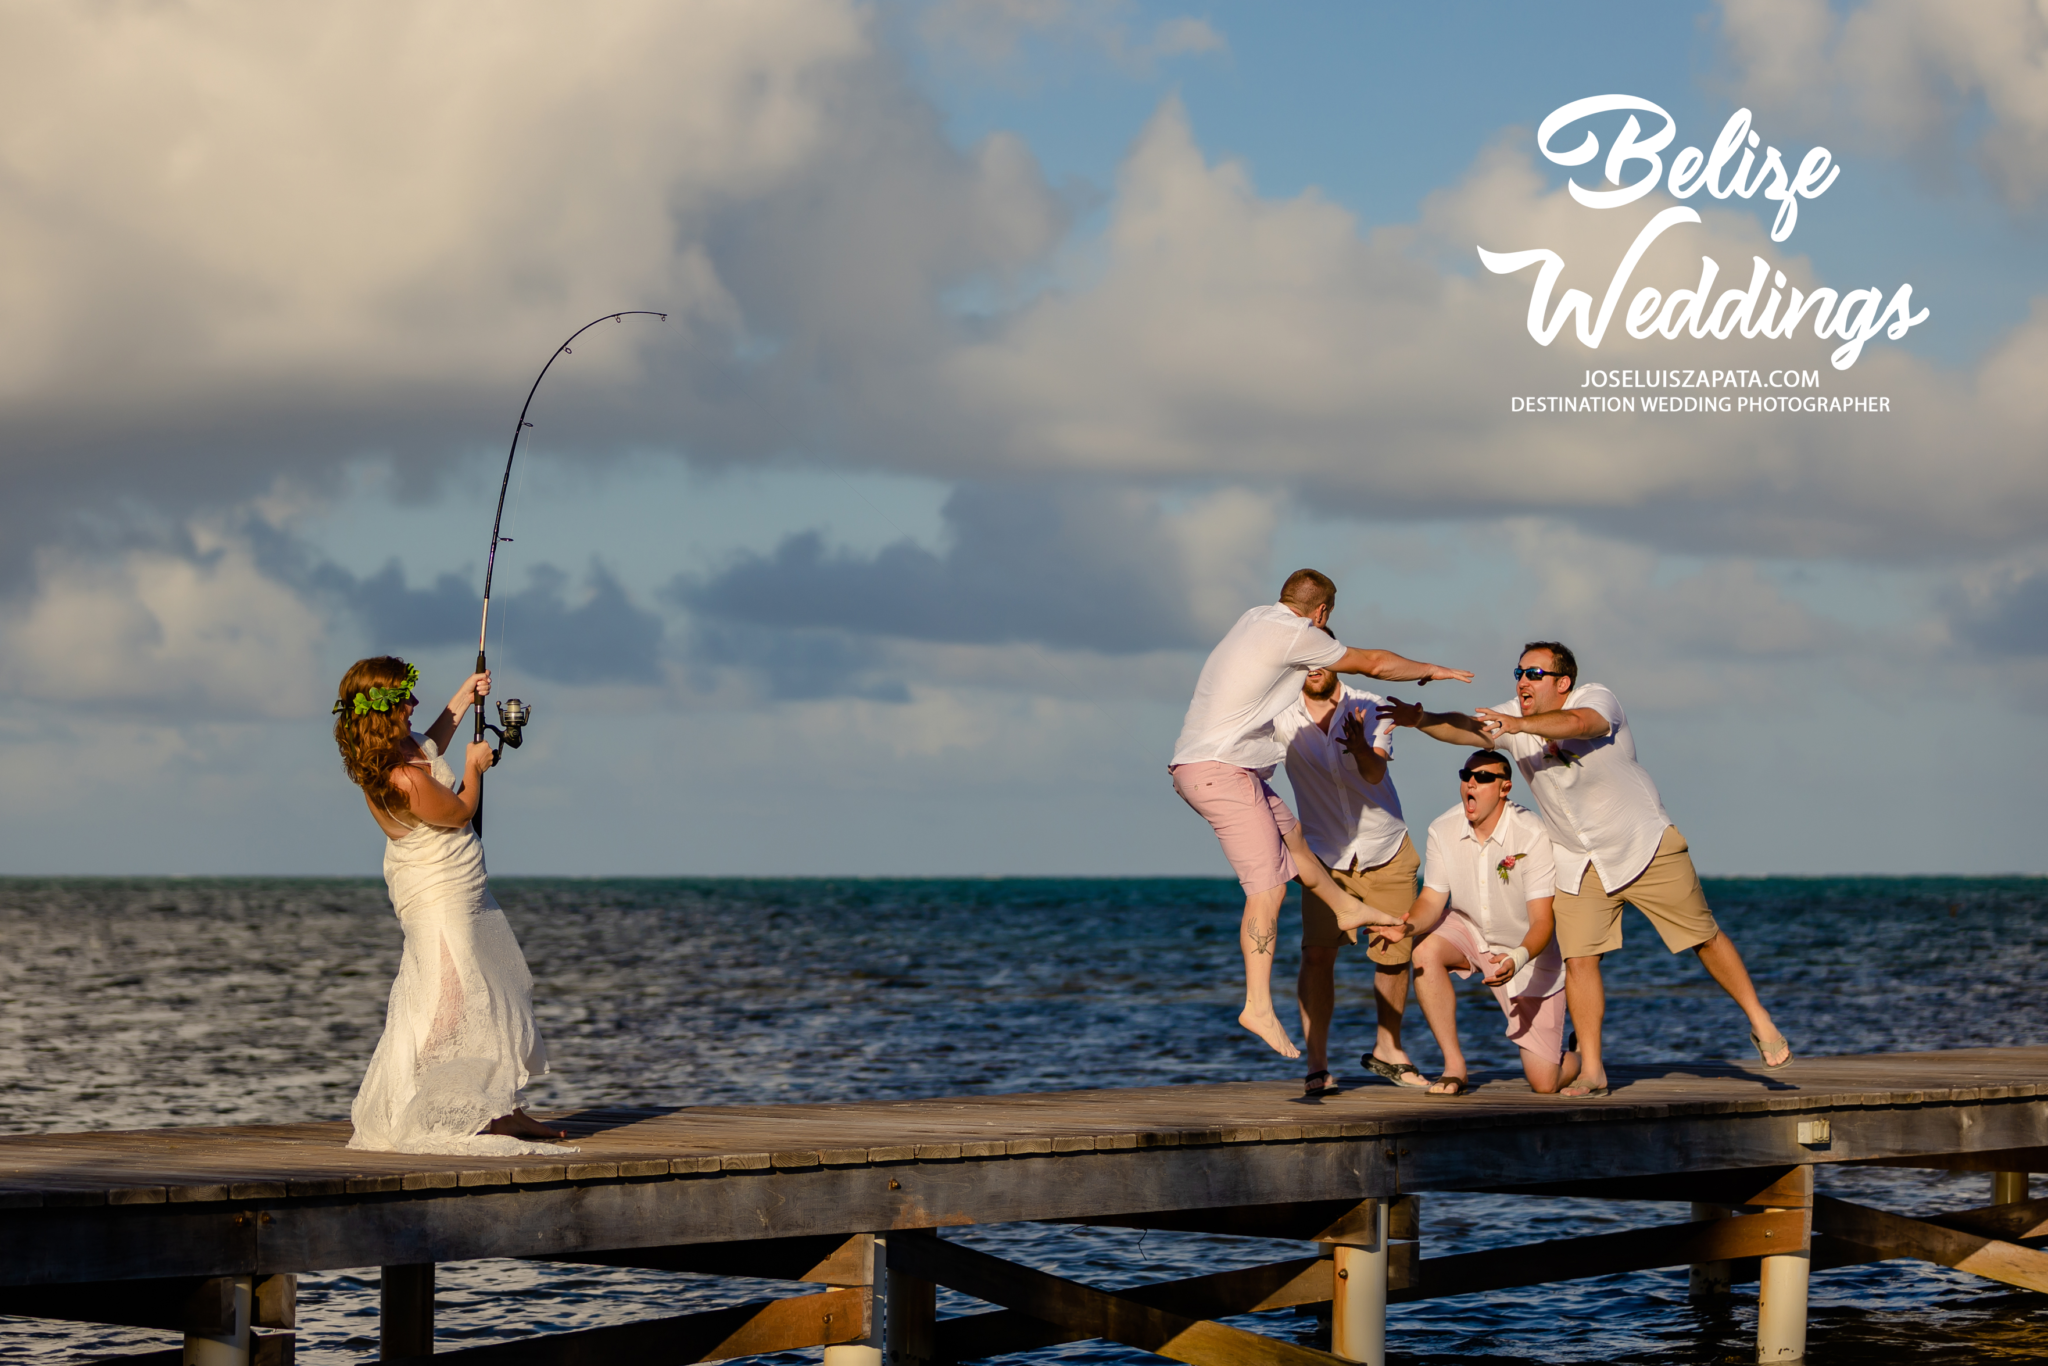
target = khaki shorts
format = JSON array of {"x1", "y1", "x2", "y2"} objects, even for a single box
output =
[
  {"x1": 1301, "y1": 835, "x2": 1420, "y2": 965},
  {"x1": 1554, "y1": 825, "x2": 1720, "y2": 958}
]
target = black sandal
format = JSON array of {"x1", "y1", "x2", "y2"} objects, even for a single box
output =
[
  {"x1": 1303, "y1": 1070, "x2": 1341, "y2": 1097},
  {"x1": 1427, "y1": 1075, "x2": 1470, "y2": 1097},
  {"x1": 1362, "y1": 1053, "x2": 1429, "y2": 1088}
]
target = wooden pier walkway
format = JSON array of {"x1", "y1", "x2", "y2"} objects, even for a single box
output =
[{"x1": 3, "y1": 1046, "x2": 2046, "y2": 1365}]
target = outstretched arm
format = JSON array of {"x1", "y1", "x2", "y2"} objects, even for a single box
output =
[
  {"x1": 1474, "y1": 706, "x2": 1610, "y2": 742},
  {"x1": 1379, "y1": 696, "x2": 1494, "y2": 748},
  {"x1": 1404, "y1": 886, "x2": 1450, "y2": 938},
  {"x1": 1332, "y1": 647, "x2": 1473, "y2": 685}
]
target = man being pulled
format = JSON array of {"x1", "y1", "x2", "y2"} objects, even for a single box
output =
[
  {"x1": 1170, "y1": 569, "x2": 1472, "y2": 1059},
  {"x1": 1273, "y1": 660, "x2": 1426, "y2": 1095},
  {"x1": 1391, "y1": 641, "x2": 1790, "y2": 1096},
  {"x1": 1402, "y1": 749, "x2": 1577, "y2": 1096}
]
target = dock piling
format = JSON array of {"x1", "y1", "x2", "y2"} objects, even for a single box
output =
[
  {"x1": 182, "y1": 1274, "x2": 252, "y2": 1366},
  {"x1": 883, "y1": 1231, "x2": 936, "y2": 1366},
  {"x1": 823, "y1": 1234, "x2": 884, "y2": 1366},
  {"x1": 1994, "y1": 1171, "x2": 2030, "y2": 1205},
  {"x1": 1687, "y1": 1202, "x2": 1733, "y2": 1298},
  {"x1": 1754, "y1": 1167, "x2": 1813, "y2": 1363},
  {"x1": 379, "y1": 1264, "x2": 434, "y2": 1360},
  {"x1": 1323, "y1": 1198, "x2": 1388, "y2": 1365}
]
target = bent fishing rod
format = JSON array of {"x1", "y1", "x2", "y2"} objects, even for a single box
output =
[{"x1": 472, "y1": 310, "x2": 667, "y2": 836}]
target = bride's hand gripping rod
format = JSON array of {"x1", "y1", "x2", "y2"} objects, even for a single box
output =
[{"x1": 472, "y1": 310, "x2": 667, "y2": 837}]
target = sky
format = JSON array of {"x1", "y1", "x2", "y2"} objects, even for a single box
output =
[{"x1": 1, "y1": 0, "x2": 2044, "y2": 877}]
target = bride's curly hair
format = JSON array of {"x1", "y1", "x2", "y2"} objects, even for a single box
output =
[{"x1": 334, "y1": 656, "x2": 417, "y2": 815}]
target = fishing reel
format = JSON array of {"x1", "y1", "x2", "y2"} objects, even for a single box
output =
[{"x1": 484, "y1": 698, "x2": 532, "y2": 762}]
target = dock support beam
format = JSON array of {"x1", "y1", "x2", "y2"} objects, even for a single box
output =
[
  {"x1": 1688, "y1": 1202, "x2": 1733, "y2": 1299},
  {"x1": 1325, "y1": 1198, "x2": 1388, "y2": 1366},
  {"x1": 824, "y1": 1233, "x2": 883, "y2": 1366},
  {"x1": 1994, "y1": 1171, "x2": 2030, "y2": 1205},
  {"x1": 183, "y1": 1274, "x2": 252, "y2": 1366},
  {"x1": 380, "y1": 1264, "x2": 434, "y2": 1360},
  {"x1": 884, "y1": 1231, "x2": 935, "y2": 1366},
  {"x1": 1755, "y1": 1168, "x2": 1813, "y2": 1364}
]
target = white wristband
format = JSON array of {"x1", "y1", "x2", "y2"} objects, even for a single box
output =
[{"x1": 1499, "y1": 944, "x2": 1530, "y2": 973}]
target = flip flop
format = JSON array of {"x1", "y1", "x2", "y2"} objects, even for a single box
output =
[
  {"x1": 1751, "y1": 1032, "x2": 1794, "y2": 1070},
  {"x1": 1361, "y1": 1053, "x2": 1430, "y2": 1088},
  {"x1": 1560, "y1": 1081, "x2": 1611, "y2": 1098},
  {"x1": 1303, "y1": 1070, "x2": 1341, "y2": 1097},
  {"x1": 1427, "y1": 1075, "x2": 1470, "y2": 1097}
]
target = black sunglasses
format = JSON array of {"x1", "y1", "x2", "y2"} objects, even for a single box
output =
[
  {"x1": 1512, "y1": 667, "x2": 1562, "y2": 681},
  {"x1": 1458, "y1": 768, "x2": 1509, "y2": 784}
]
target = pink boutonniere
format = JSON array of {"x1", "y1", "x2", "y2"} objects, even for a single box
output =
[
  {"x1": 1543, "y1": 740, "x2": 1578, "y2": 767},
  {"x1": 1496, "y1": 853, "x2": 1527, "y2": 884}
]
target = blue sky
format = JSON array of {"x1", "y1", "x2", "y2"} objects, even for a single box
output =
[{"x1": 0, "y1": 0, "x2": 2042, "y2": 876}]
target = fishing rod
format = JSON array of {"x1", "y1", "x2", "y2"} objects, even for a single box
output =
[{"x1": 472, "y1": 310, "x2": 667, "y2": 836}]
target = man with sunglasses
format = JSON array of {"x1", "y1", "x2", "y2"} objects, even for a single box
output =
[
  {"x1": 1403, "y1": 749, "x2": 1577, "y2": 1097},
  {"x1": 1171, "y1": 569, "x2": 1473, "y2": 1059},
  {"x1": 1272, "y1": 661, "x2": 1424, "y2": 1096},
  {"x1": 1390, "y1": 641, "x2": 1790, "y2": 1097}
]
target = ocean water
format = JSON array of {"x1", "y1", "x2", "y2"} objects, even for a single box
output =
[{"x1": 0, "y1": 875, "x2": 2043, "y2": 1363}]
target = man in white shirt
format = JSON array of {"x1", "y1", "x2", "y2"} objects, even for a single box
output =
[
  {"x1": 1392, "y1": 641, "x2": 1791, "y2": 1097},
  {"x1": 1170, "y1": 568, "x2": 1473, "y2": 1059},
  {"x1": 1272, "y1": 664, "x2": 1425, "y2": 1095},
  {"x1": 1404, "y1": 749, "x2": 1577, "y2": 1096}
]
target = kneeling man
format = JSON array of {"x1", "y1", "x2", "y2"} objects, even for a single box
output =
[{"x1": 1405, "y1": 750, "x2": 1579, "y2": 1096}]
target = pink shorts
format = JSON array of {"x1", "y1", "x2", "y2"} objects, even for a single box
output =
[
  {"x1": 1427, "y1": 912, "x2": 1571, "y2": 1063},
  {"x1": 1169, "y1": 761, "x2": 1300, "y2": 894}
]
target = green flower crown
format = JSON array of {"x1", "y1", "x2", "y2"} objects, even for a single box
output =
[{"x1": 333, "y1": 662, "x2": 420, "y2": 717}]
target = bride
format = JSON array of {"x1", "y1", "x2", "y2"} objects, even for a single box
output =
[{"x1": 332, "y1": 656, "x2": 569, "y2": 1155}]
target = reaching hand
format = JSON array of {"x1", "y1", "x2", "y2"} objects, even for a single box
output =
[
  {"x1": 1431, "y1": 664, "x2": 1476, "y2": 684},
  {"x1": 1380, "y1": 696, "x2": 1425, "y2": 728}
]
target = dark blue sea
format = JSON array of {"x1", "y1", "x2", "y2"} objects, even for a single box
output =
[{"x1": 1, "y1": 876, "x2": 2043, "y2": 1363}]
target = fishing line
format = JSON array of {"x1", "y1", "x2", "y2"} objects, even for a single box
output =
[
  {"x1": 492, "y1": 445, "x2": 532, "y2": 673},
  {"x1": 472, "y1": 309, "x2": 668, "y2": 837}
]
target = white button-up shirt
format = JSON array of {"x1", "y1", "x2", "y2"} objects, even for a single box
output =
[
  {"x1": 1490, "y1": 682, "x2": 1673, "y2": 896},
  {"x1": 1172, "y1": 605, "x2": 1349, "y2": 771},
  {"x1": 1272, "y1": 684, "x2": 1407, "y2": 872},
  {"x1": 1421, "y1": 801, "x2": 1562, "y2": 999}
]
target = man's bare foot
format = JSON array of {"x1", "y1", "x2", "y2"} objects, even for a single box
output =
[
  {"x1": 1239, "y1": 1007, "x2": 1301, "y2": 1059},
  {"x1": 484, "y1": 1107, "x2": 568, "y2": 1141}
]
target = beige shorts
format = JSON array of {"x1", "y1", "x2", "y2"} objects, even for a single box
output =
[
  {"x1": 1554, "y1": 825, "x2": 1720, "y2": 958},
  {"x1": 1301, "y1": 835, "x2": 1420, "y2": 965}
]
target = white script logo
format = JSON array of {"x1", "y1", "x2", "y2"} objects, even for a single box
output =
[{"x1": 1478, "y1": 95, "x2": 1927, "y2": 370}]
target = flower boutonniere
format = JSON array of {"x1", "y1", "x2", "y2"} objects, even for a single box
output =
[
  {"x1": 1496, "y1": 853, "x2": 1527, "y2": 884},
  {"x1": 1542, "y1": 740, "x2": 1578, "y2": 767}
]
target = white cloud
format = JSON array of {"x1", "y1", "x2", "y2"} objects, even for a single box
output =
[
  {"x1": 3, "y1": 527, "x2": 329, "y2": 718},
  {"x1": 1719, "y1": 0, "x2": 2048, "y2": 205},
  {"x1": 931, "y1": 100, "x2": 2048, "y2": 558},
  {"x1": 0, "y1": 0, "x2": 1066, "y2": 562}
]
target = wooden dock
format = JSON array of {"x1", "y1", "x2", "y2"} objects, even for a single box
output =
[{"x1": 3, "y1": 1046, "x2": 2046, "y2": 1366}]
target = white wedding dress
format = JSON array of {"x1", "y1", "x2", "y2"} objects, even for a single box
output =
[{"x1": 348, "y1": 735, "x2": 572, "y2": 1156}]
